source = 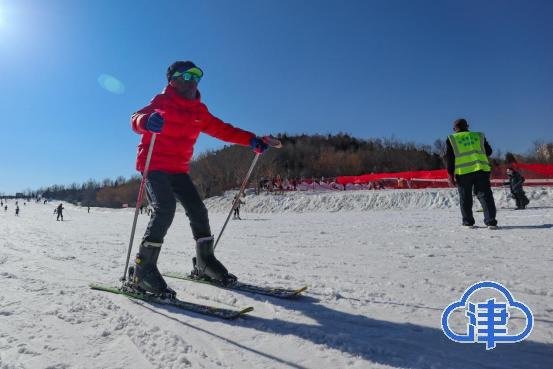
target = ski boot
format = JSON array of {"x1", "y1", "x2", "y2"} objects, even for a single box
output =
[
  {"x1": 523, "y1": 196, "x2": 530, "y2": 209},
  {"x1": 191, "y1": 236, "x2": 237, "y2": 286},
  {"x1": 129, "y1": 241, "x2": 175, "y2": 298}
]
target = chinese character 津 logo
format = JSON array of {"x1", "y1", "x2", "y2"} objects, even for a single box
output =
[{"x1": 441, "y1": 281, "x2": 533, "y2": 350}]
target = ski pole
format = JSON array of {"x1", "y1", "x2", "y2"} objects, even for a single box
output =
[
  {"x1": 214, "y1": 136, "x2": 282, "y2": 251},
  {"x1": 214, "y1": 152, "x2": 260, "y2": 251},
  {"x1": 121, "y1": 133, "x2": 157, "y2": 281}
]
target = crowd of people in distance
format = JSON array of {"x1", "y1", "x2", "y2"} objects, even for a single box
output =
[{"x1": 256, "y1": 175, "x2": 404, "y2": 194}]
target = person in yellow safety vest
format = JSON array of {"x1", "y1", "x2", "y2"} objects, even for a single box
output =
[{"x1": 444, "y1": 118, "x2": 498, "y2": 229}]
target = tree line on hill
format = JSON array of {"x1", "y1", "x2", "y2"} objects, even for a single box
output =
[{"x1": 18, "y1": 134, "x2": 553, "y2": 208}]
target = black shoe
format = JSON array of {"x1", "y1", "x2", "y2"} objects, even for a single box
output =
[
  {"x1": 132, "y1": 241, "x2": 168, "y2": 294},
  {"x1": 193, "y1": 236, "x2": 236, "y2": 285}
]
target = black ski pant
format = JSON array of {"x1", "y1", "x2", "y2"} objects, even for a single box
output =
[
  {"x1": 512, "y1": 191, "x2": 529, "y2": 209},
  {"x1": 456, "y1": 171, "x2": 497, "y2": 226},
  {"x1": 143, "y1": 171, "x2": 211, "y2": 243}
]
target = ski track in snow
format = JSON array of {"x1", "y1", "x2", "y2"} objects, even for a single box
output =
[{"x1": 0, "y1": 188, "x2": 552, "y2": 369}]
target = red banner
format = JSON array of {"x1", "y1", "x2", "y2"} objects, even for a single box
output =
[
  {"x1": 513, "y1": 163, "x2": 553, "y2": 177},
  {"x1": 336, "y1": 170, "x2": 448, "y2": 185},
  {"x1": 337, "y1": 163, "x2": 553, "y2": 186}
]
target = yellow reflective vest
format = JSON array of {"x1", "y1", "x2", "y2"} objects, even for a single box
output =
[{"x1": 448, "y1": 132, "x2": 491, "y2": 175}]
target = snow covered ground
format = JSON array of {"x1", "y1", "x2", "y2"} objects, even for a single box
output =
[{"x1": 1, "y1": 187, "x2": 552, "y2": 369}]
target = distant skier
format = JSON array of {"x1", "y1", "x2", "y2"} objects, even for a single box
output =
[
  {"x1": 232, "y1": 194, "x2": 245, "y2": 220},
  {"x1": 504, "y1": 167, "x2": 529, "y2": 209},
  {"x1": 55, "y1": 203, "x2": 64, "y2": 221},
  {"x1": 129, "y1": 60, "x2": 269, "y2": 294},
  {"x1": 445, "y1": 118, "x2": 498, "y2": 228},
  {"x1": 4, "y1": 205, "x2": 7, "y2": 211},
  {"x1": 15, "y1": 205, "x2": 19, "y2": 216}
]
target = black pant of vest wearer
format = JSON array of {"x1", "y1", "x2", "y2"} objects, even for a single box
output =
[{"x1": 456, "y1": 171, "x2": 497, "y2": 226}]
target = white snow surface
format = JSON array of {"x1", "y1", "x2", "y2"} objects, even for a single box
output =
[{"x1": 1, "y1": 187, "x2": 552, "y2": 369}]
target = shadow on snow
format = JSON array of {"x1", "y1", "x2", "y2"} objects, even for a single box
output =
[
  {"x1": 142, "y1": 287, "x2": 553, "y2": 369},
  {"x1": 234, "y1": 291, "x2": 552, "y2": 369}
]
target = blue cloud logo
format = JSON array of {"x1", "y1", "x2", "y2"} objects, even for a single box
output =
[{"x1": 441, "y1": 281, "x2": 533, "y2": 349}]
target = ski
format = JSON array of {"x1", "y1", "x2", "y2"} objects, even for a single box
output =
[
  {"x1": 163, "y1": 272, "x2": 308, "y2": 299},
  {"x1": 89, "y1": 283, "x2": 253, "y2": 320}
]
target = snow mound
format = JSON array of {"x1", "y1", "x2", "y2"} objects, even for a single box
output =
[{"x1": 204, "y1": 187, "x2": 553, "y2": 213}]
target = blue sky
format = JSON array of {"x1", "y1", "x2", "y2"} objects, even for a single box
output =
[{"x1": 0, "y1": 0, "x2": 552, "y2": 194}]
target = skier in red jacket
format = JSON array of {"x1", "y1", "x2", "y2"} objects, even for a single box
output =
[{"x1": 131, "y1": 61, "x2": 269, "y2": 294}]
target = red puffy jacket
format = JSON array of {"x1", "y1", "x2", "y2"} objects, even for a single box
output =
[{"x1": 131, "y1": 85, "x2": 255, "y2": 173}]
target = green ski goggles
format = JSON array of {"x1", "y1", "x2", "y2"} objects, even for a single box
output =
[{"x1": 171, "y1": 67, "x2": 203, "y2": 83}]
